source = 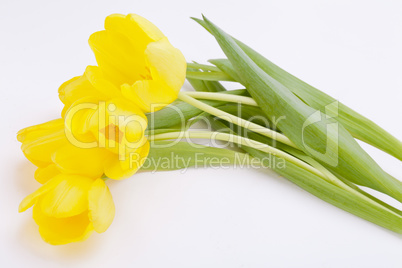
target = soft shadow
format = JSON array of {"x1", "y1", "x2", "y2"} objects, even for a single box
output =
[
  {"x1": 17, "y1": 216, "x2": 101, "y2": 260},
  {"x1": 253, "y1": 165, "x2": 402, "y2": 240}
]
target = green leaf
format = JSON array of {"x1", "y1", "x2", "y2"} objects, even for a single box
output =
[
  {"x1": 145, "y1": 128, "x2": 184, "y2": 136},
  {"x1": 203, "y1": 80, "x2": 226, "y2": 92},
  {"x1": 146, "y1": 99, "x2": 220, "y2": 130},
  {"x1": 187, "y1": 67, "x2": 226, "y2": 92},
  {"x1": 141, "y1": 140, "x2": 250, "y2": 171},
  {"x1": 248, "y1": 147, "x2": 402, "y2": 234},
  {"x1": 207, "y1": 115, "x2": 402, "y2": 233},
  {"x1": 206, "y1": 47, "x2": 402, "y2": 162},
  {"x1": 235, "y1": 42, "x2": 402, "y2": 162},
  {"x1": 187, "y1": 62, "x2": 221, "y2": 72},
  {"x1": 186, "y1": 70, "x2": 235, "y2": 82},
  {"x1": 199, "y1": 16, "x2": 402, "y2": 202},
  {"x1": 189, "y1": 52, "x2": 402, "y2": 234},
  {"x1": 210, "y1": 102, "x2": 402, "y2": 217},
  {"x1": 208, "y1": 59, "x2": 242, "y2": 82},
  {"x1": 196, "y1": 17, "x2": 402, "y2": 161}
]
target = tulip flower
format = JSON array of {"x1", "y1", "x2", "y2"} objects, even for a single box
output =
[
  {"x1": 19, "y1": 174, "x2": 115, "y2": 245},
  {"x1": 17, "y1": 97, "x2": 150, "y2": 181},
  {"x1": 17, "y1": 119, "x2": 67, "y2": 183},
  {"x1": 64, "y1": 97, "x2": 150, "y2": 179},
  {"x1": 59, "y1": 13, "x2": 186, "y2": 114},
  {"x1": 58, "y1": 65, "x2": 122, "y2": 117}
]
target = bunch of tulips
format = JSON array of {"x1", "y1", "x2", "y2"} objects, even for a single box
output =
[{"x1": 18, "y1": 14, "x2": 402, "y2": 245}]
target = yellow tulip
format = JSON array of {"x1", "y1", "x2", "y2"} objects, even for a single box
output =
[
  {"x1": 17, "y1": 13, "x2": 186, "y2": 246},
  {"x1": 64, "y1": 96, "x2": 150, "y2": 179},
  {"x1": 17, "y1": 119, "x2": 68, "y2": 183},
  {"x1": 59, "y1": 13, "x2": 186, "y2": 114},
  {"x1": 58, "y1": 65, "x2": 122, "y2": 117},
  {"x1": 19, "y1": 174, "x2": 115, "y2": 245},
  {"x1": 18, "y1": 98, "x2": 150, "y2": 181}
]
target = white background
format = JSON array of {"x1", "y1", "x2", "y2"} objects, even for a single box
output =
[{"x1": 1, "y1": 0, "x2": 402, "y2": 267}]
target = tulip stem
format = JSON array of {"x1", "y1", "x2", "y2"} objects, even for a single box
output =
[
  {"x1": 187, "y1": 62, "x2": 221, "y2": 72},
  {"x1": 150, "y1": 130, "x2": 319, "y2": 176},
  {"x1": 186, "y1": 71, "x2": 236, "y2": 82},
  {"x1": 184, "y1": 91, "x2": 258, "y2": 106},
  {"x1": 177, "y1": 92, "x2": 297, "y2": 149},
  {"x1": 149, "y1": 130, "x2": 402, "y2": 218}
]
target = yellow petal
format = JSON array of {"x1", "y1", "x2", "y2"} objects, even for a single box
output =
[
  {"x1": 89, "y1": 13, "x2": 165, "y2": 87},
  {"x1": 17, "y1": 119, "x2": 64, "y2": 143},
  {"x1": 40, "y1": 174, "x2": 94, "y2": 217},
  {"x1": 33, "y1": 203, "x2": 93, "y2": 245},
  {"x1": 103, "y1": 139, "x2": 150, "y2": 180},
  {"x1": 34, "y1": 164, "x2": 60, "y2": 184},
  {"x1": 63, "y1": 96, "x2": 99, "y2": 145},
  {"x1": 18, "y1": 175, "x2": 64, "y2": 213},
  {"x1": 89, "y1": 29, "x2": 146, "y2": 86},
  {"x1": 103, "y1": 154, "x2": 132, "y2": 180},
  {"x1": 19, "y1": 120, "x2": 68, "y2": 167},
  {"x1": 145, "y1": 38, "x2": 186, "y2": 91},
  {"x1": 88, "y1": 179, "x2": 115, "y2": 233},
  {"x1": 59, "y1": 67, "x2": 121, "y2": 118},
  {"x1": 121, "y1": 39, "x2": 186, "y2": 113},
  {"x1": 52, "y1": 143, "x2": 109, "y2": 178},
  {"x1": 105, "y1": 98, "x2": 147, "y2": 143},
  {"x1": 59, "y1": 76, "x2": 83, "y2": 103},
  {"x1": 89, "y1": 98, "x2": 148, "y2": 155},
  {"x1": 58, "y1": 75, "x2": 99, "y2": 117},
  {"x1": 84, "y1": 65, "x2": 122, "y2": 99},
  {"x1": 121, "y1": 80, "x2": 177, "y2": 113},
  {"x1": 105, "y1": 13, "x2": 165, "y2": 45}
]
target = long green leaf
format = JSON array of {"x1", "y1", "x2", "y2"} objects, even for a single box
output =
[
  {"x1": 207, "y1": 115, "x2": 402, "y2": 233},
  {"x1": 183, "y1": 70, "x2": 402, "y2": 233},
  {"x1": 236, "y1": 43, "x2": 402, "y2": 162},
  {"x1": 209, "y1": 59, "x2": 241, "y2": 82},
  {"x1": 187, "y1": 62, "x2": 221, "y2": 72},
  {"x1": 247, "y1": 147, "x2": 402, "y2": 233},
  {"x1": 199, "y1": 16, "x2": 402, "y2": 202},
  {"x1": 189, "y1": 62, "x2": 402, "y2": 233},
  {"x1": 186, "y1": 70, "x2": 235, "y2": 81},
  {"x1": 142, "y1": 140, "x2": 250, "y2": 171},
  {"x1": 210, "y1": 57, "x2": 402, "y2": 161},
  {"x1": 187, "y1": 67, "x2": 227, "y2": 92},
  {"x1": 196, "y1": 16, "x2": 402, "y2": 161}
]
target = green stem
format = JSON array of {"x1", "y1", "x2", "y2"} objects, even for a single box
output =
[
  {"x1": 186, "y1": 71, "x2": 235, "y2": 82},
  {"x1": 185, "y1": 91, "x2": 258, "y2": 106},
  {"x1": 178, "y1": 92, "x2": 297, "y2": 149},
  {"x1": 150, "y1": 130, "x2": 402, "y2": 219},
  {"x1": 150, "y1": 131, "x2": 320, "y2": 177},
  {"x1": 298, "y1": 155, "x2": 402, "y2": 218},
  {"x1": 187, "y1": 62, "x2": 221, "y2": 72}
]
